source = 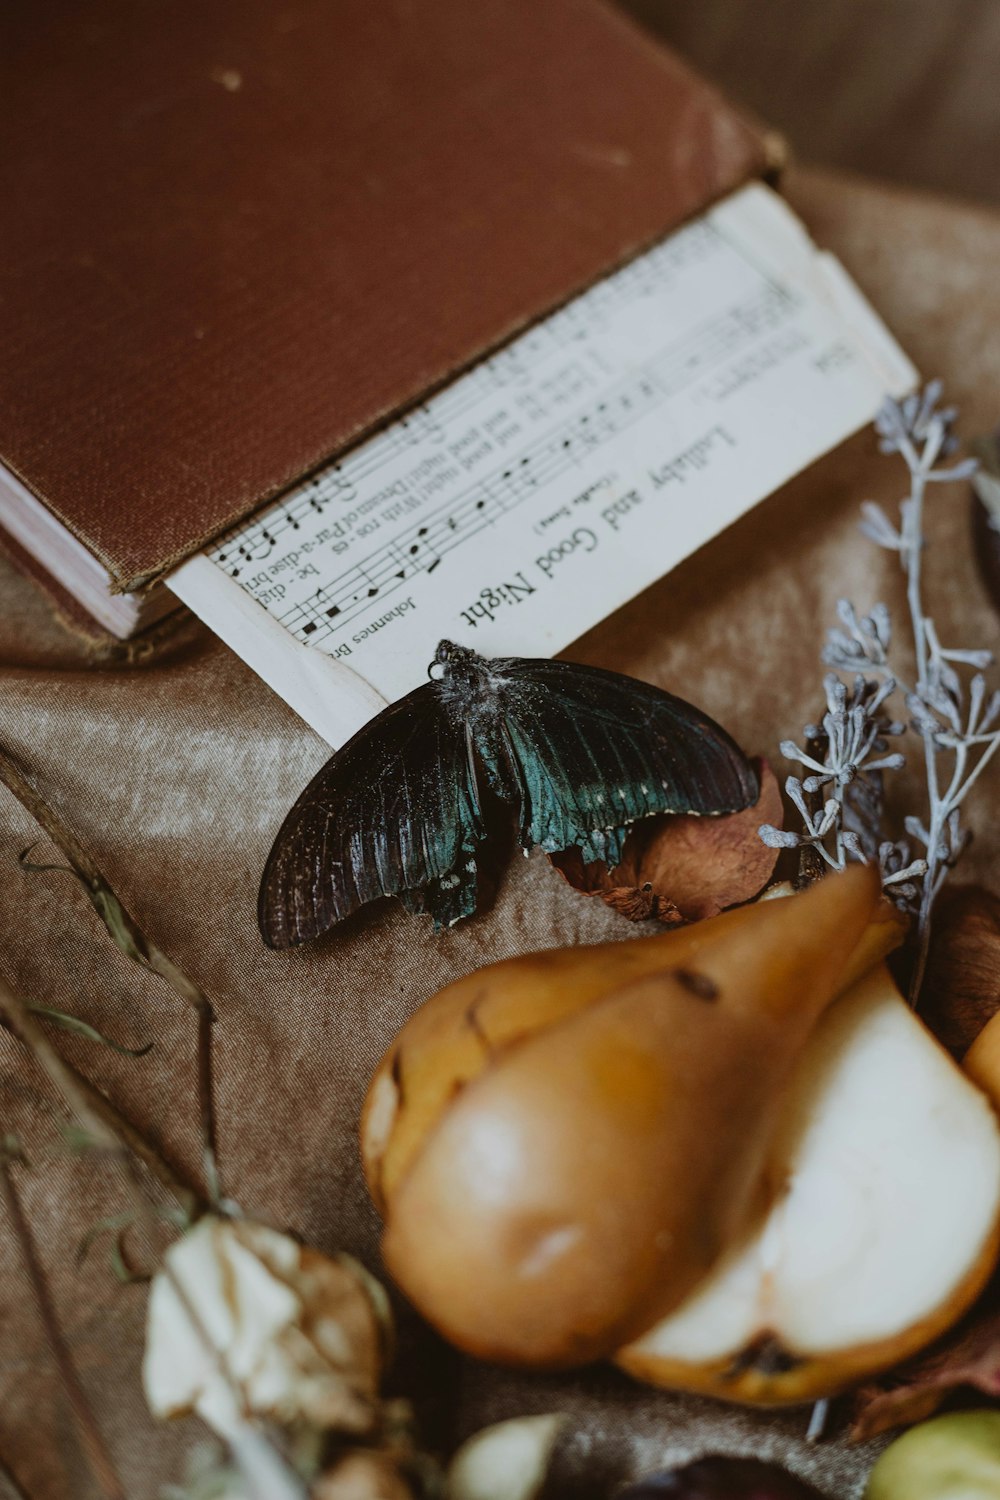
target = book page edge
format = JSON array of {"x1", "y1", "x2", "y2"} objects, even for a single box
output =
[{"x1": 167, "y1": 556, "x2": 390, "y2": 746}]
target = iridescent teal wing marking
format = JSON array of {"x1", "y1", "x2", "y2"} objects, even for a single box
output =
[{"x1": 486, "y1": 657, "x2": 758, "y2": 865}]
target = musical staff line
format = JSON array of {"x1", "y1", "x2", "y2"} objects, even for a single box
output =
[
  {"x1": 251, "y1": 279, "x2": 799, "y2": 645},
  {"x1": 210, "y1": 220, "x2": 737, "y2": 576}
]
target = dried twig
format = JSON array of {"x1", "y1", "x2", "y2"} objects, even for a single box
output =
[
  {"x1": 0, "y1": 1141, "x2": 127, "y2": 1500},
  {"x1": 0, "y1": 1006, "x2": 198, "y2": 1218},
  {"x1": 804, "y1": 1396, "x2": 830, "y2": 1443},
  {"x1": 0, "y1": 745, "x2": 220, "y2": 1203},
  {"x1": 0, "y1": 978, "x2": 306, "y2": 1500}
]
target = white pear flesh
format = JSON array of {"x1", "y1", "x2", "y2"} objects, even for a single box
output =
[{"x1": 618, "y1": 964, "x2": 1000, "y2": 1402}]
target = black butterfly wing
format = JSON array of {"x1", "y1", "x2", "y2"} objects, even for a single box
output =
[
  {"x1": 483, "y1": 658, "x2": 758, "y2": 865},
  {"x1": 258, "y1": 683, "x2": 484, "y2": 947}
]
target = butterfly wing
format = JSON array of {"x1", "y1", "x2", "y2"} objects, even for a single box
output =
[
  {"x1": 485, "y1": 658, "x2": 758, "y2": 865},
  {"x1": 258, "y1": 683, "x2": 484, "y2": 947}
]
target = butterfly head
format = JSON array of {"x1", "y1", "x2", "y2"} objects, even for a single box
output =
[{"x1": 428, "y1": 639, "x2": 490, "y2": 699}]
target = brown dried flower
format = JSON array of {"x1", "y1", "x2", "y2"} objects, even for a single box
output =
[
  {"x1": 143, "y1": 1216, "x2": 390, "y2": 1441},
  {"x1": 920, "y1": 884, "x2": 1000, "y2": 1053},
  {"x1": 550, "y1": 760, "x2": 781, "y2": 923},
  {"x1": 852, "y1": 1279, "x2": 1000, "y2": 1440},
  {"x1": 313, "y1": 1449, "x2": 414, "y2": 1500}
]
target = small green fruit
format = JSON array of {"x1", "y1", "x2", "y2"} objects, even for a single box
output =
[{"x1": 865, "y1": 1411, "x2": 1000, "y2": 1499}]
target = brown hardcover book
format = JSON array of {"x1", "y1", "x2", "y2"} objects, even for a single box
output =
[{"x1": 0, "y1": 0, "x2": 768, "y2": 635}]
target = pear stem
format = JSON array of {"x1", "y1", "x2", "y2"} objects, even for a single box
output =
[{"x1": 805, "y1": 1397, "x2": 830, "y2": 1443}]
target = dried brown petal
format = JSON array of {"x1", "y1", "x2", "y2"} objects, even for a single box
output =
[
  {"x1": 550, "y1": 759, "x2": 781, "y2": 924},
  {"x1": 852, "y1": 1277, "x2": 1000, "y2": 1440},
  {"x1": 920, "y1": 885, "x2": 1000, "y2": 1056}
]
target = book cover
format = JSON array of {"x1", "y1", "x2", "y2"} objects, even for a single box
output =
[{"x1": 0, "y1": 0, "x2": 768, "y2": 594}]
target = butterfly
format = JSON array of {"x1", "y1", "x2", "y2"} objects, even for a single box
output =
[{"x1": 259, "y1": 639, "x2": 758, "y2": 947}]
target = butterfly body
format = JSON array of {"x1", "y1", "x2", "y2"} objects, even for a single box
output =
[{"x1": 259, "y1": 640, "x2": 757, "y2": 947}]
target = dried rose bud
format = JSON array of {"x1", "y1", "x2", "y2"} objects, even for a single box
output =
[
  {"x1": 143, "y1": 1215, "x2": 390, "y2": 1440},
  {"x1": 313, "y1": 1449, "x2": 415, "y2": 1500}
]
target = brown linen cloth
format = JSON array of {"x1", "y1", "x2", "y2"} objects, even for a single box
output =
[{"x1": 2, "y1": 165, "x2": 1000, "y2": 1499}]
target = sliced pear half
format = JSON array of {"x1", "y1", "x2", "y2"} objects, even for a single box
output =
[{"x1": 617, "y1": 963, "x2": 1000, "y2": 1405}]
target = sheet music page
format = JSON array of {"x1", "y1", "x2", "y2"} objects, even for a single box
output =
[{"x1": 169, "y1": 184, "x2": 916, "y2": 746}]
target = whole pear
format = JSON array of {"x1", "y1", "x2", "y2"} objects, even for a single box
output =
[{"x1": 377, "y1": 866, "x2": 884, "y2": 1365}]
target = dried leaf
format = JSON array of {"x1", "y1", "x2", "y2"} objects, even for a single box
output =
[
  {"x1": 76, "y1": 1210, "x2": 137, "y2": 1268},
  {"x1": 29, "y1": 1004, "x2": 153, "y2": 1059},
  {"x1": 0, "y1": 1134, "x2": 27, "y2": 1166},
  {"x1": 550, "y1": 759, "x2": 782, "y2": 924},
  {"x1": 20, "y1": 842, "x2": 156, "y2": 968},
  {"x1": 74, "y1": 1206, "x2": 148, "y2": 1278},
  {"x1": 852, "y1": 1278, "x2": 1000, "y2": 1440},
  {"x1": 920, "y1": 884, "x2": 1000, "y2": 1055}
]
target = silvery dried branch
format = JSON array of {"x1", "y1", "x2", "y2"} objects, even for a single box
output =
[
  {"x1": 759, "y1": 668, "x2": 908, "y2": 878},
  {"x1": 761, "y1": 382, "x2": 1000, "y2": 1002}
]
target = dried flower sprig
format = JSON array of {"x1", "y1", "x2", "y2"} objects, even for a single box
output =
[
  {"x1": 759, "y1": 670, "x2": 908, "y2": 878},
  {"x1": 763, "y1": 381, "x2": 1000, "y2": 1003}
]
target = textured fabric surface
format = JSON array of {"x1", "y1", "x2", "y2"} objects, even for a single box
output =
[
  {"x1": 624, "y1": 0, "x2": 1000, "y2": 208},
  {"x1": 2, "y1": 166, "x2": 1000, "y2": 1498}
]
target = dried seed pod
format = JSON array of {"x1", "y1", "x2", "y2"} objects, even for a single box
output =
[{"x1": 448, "y1": 1415, "x2": 565, "y2": 1500}]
